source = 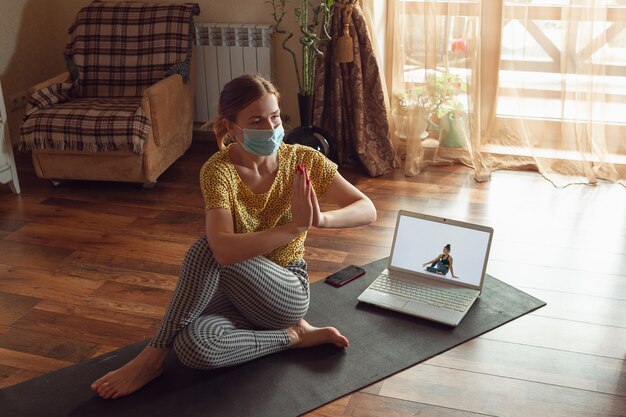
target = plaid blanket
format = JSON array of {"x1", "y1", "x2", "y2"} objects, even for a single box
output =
[
  {"x1": 67, "y1": 1, "x2": 200, "y2": 97},
  {"x1": 19, "y1": 96, "x2": 150, "y2": 154},
  {"x1": 19, "y1": 2, "x2": 199, "y2": 155}
]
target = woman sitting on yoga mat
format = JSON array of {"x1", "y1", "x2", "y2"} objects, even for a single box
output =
[
  {"x1": 91, "y1": 74, "x2": 377, "y2": 400},
  {"x1": 422, "y1": 244, "x2": 458, "y2": 278}
]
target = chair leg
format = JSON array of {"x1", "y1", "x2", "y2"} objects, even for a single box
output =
[
  {"x1": 143, "y1": 181, "x2": 157, "y2": 189},
  {"x1": 8, "y1": 179, "x2": 20, "y2": 194}
]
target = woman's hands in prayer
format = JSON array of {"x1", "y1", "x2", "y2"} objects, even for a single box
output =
[{"x1": 291, "y1": 165, "x2": 325, "y2": 233}]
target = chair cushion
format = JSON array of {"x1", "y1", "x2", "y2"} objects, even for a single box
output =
[
  {"x1": 65, "y1": 1, "x2": 200, "y2": 97},
  {"x1": 19, "y1": 97, "x2": 150, "y2": 154}
]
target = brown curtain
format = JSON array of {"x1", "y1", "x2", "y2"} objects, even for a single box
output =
[{"x1": 312, "y1": 0, "x2": 395, "y2": 177}]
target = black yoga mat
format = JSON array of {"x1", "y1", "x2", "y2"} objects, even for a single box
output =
[{"x1": 0, "y1": 258, "x2": 545, "y2": 417}]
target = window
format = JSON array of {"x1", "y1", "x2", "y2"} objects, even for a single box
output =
[{"x1": 497, "y1": 1, "x2": 626, "y2": 125}]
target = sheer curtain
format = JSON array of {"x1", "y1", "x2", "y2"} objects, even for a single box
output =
[
  {"x1": 370, "y1": 0, "x2": 626, "y2": 187},
  {"x1": 378, "y1": 0, "x2": 486, "y2": 178},
  {"x1": 483, "y1": 0, "x2": 626, "y2": 187}
]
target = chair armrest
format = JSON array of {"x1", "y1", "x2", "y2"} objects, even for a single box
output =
[
  {"x1": 27, "y1": 72, "x2": 71, "y2": 95},
  {"x1": 141, "y1": 74, "x2": 192, "y2": 147}
]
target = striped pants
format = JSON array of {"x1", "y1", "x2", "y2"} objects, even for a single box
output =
[{"x1": 149, "y1": 236, "x2": 310, "y2": 369}]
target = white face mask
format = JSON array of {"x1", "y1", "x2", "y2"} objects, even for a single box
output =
[{"x1": 234, "y1": 123, "x2": 285, "y2": 156}]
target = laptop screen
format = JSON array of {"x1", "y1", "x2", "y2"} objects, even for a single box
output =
[{"x1": 389, "y1": 212, "x2": 493, "y2": 288}]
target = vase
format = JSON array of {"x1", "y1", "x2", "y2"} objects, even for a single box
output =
[
  {"x1": 392, "y1": 108, "x2": 429, "y2": 160},
  {"x1": 285, "y1": 94, "x2": 333, "y2": 159},
  {"x1": 439, "y1": 112, "x2": 468, "y2": 148}
]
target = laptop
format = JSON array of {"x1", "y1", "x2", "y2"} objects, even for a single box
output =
[{"x1": 358, "y1": 210, "x2": 494, "y2": 326}]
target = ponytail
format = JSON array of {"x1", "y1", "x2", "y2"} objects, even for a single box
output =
[{"x1": 212, "y1": 117, "x2": 229, "y2": 149}]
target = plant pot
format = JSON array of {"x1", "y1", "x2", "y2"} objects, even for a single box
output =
[
  {"x1": 285, "y1": 94, "x2": 332, "y2": 159},
  {"x1": 392, "y1": 110, "x2": 409, "y2": 139},
  {"x1": 439, "y1": 112, "x2": 468, "y2": 148},
  {"x1": 393, "y1": 107, "x2": 429, "y2": 141}
]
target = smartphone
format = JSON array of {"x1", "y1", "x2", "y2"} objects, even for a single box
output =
[{"x1": 324, "y1": 265, "x2": 366, "y2": 287}]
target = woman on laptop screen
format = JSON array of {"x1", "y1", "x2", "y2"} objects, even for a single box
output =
[{"x1": 422, "y1": 244, "x2": 458, "y2": 278}]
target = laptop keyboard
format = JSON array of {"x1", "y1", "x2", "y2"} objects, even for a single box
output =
[{"x1": 369, "y1": 273, "x2": 474, "y2": 312}]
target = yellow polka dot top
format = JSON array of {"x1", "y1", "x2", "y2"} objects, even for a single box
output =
[{"x1": 200, "y1": 143, "x2": 338, "y2": 267}]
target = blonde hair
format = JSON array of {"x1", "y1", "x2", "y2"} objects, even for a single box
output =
[{"x1": 211, "y1": 74, "x2": 280, "y2": 149}]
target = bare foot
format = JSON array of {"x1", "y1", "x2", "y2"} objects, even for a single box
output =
[
  {"x1": 90, "y1": 346, "x2": 168, "y2": 399},
  {"x1": 287, "y1": 319, "x2": 349, "y2": 349}
]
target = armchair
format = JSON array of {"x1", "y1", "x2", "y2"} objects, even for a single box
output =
[{"x1": 19, "y1": 2, "x2": 200, "y2": 187}]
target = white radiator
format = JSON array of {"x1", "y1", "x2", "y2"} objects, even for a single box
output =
[{"x1": 194, "y1": 23, "x2": 273, "y2": 122}]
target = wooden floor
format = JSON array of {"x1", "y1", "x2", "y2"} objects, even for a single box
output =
[{"x1": 0, "y1": 138, "x2": 625, "y2": 416}]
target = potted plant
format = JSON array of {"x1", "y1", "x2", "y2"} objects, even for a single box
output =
[
  {"x1": 268, "y1": 0, "x2": 334, "y2": 155},
  {"x1": 395, "y1": 38, "x2": 469, "y2": 151},
  {"x1": 402, "y1": 70, "x2": 468, "y2": 148},
  {"x1": 435, "y1": 38, "x2": 469, "y2": 148},
  {"x1": 392, "y1": 86, "x2": 430, "y2": 141}
]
